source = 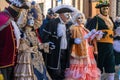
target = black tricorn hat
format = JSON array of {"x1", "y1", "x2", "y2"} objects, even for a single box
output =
[
  {"x1": 95, "y1": 0, "x2": 110, "y2": 8},
  {"x1": 53, "y1": 4, "x2": 74, "y2": 14},
  {"x1": 6, "y1": 0, "x2": 30, "y2": 9}
]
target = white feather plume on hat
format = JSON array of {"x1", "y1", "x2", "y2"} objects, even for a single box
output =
[{"x1": 53, "y1": 4, "x2": 74, "y2": 13}]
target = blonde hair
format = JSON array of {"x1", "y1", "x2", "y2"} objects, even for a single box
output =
[{"x1": 72, "y1": 11, "x2": 86, "y2": 24}]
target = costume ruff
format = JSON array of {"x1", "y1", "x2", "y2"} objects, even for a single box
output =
[
  {"x1": 65, "y1": 25, "x2": 101, "y2": 80},
  {"x1": 57, "y1": 22, "x2": 67, "y2": 49}
]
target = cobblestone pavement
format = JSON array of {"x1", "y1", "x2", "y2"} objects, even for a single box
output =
[{"x1": 101, "y1": 66, "x2": 120, "y2": 80}]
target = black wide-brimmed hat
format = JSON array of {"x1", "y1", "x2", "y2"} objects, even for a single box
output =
[
  {"x1": 53, "y1": 4, "x2": 74, "y2": 14},
  {"x1": 95, "y1": 0, "x2": 110, "y2": 8},
  {"x1": 6, "y1": 0, "x2": 30, "y2": 9}
]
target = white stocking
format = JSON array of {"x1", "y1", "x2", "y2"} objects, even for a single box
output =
[{"x1": 107, "y1": 73, "x2": 115, "y2": 80}]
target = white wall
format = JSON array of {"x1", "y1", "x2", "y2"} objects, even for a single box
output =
[
  {"x1": 63, "y1": 0, "x2": 72, "y2": 5},
  {"x1": 44, "y1": 0, "x2": 52, "y2": 15}
]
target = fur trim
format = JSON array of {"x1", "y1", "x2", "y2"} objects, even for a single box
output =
[{"x1": 11, "y1": 20, "x2": 21, "y2": 48}]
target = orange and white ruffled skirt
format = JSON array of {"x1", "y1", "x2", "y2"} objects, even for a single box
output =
[{"x1": 65, "y1": 46, "x2": 101, "y2": 80}]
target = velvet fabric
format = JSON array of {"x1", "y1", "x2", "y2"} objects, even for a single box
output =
[{"x1": 0, "y1": 11, "x2": 17, "y2": 68}]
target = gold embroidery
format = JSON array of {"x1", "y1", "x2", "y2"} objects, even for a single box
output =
[{"x1": 97, "y1": 29, "x2": 113, "y2": 43}]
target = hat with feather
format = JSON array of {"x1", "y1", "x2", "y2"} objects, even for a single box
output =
[
  {"x1": 95, "y1": 0, "x2": 110, "y2": 8},
  {"x1": 53, "y1": 4, "x2": 74, "y2": 14},
  {"x1": 6, "y1": 0, "x2": 30, "y2": 9}
]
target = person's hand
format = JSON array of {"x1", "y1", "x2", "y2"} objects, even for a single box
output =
[
  {"x1": 49, "y1": 42, "x2": 55, "y2": 50},
  {"x1": 74, "y1": 38, "x2": 82, "y2": 44}
]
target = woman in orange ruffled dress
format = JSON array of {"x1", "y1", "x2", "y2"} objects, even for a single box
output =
[{"x1": 65, "y1": 11, "x2": 101, "y2": 80}]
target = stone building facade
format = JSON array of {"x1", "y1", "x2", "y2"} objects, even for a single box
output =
[
  {"x1": 0, "y1": 0, "x2": 118, "y2": 19},
  {"x1": 116, "y1": 0, "x2": 120, "y2": 16}
]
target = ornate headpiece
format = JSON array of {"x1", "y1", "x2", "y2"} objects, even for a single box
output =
[
  {"x1": 95, "y1": 0, "x2": 110, "y2": 8},
  {"x1": 6, "y1": 0, "x2": 30, "y2": 9}
]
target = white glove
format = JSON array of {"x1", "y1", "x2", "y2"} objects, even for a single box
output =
[
  {"x1": 96, "y1": 31, "x2": 104, "y2": 40},
  {"x1": 49, "y1": 42, "x2": 55, "y2": 50},
  {"x1": 74, "y1": 38, "x2": 82, "y2": 44}
]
